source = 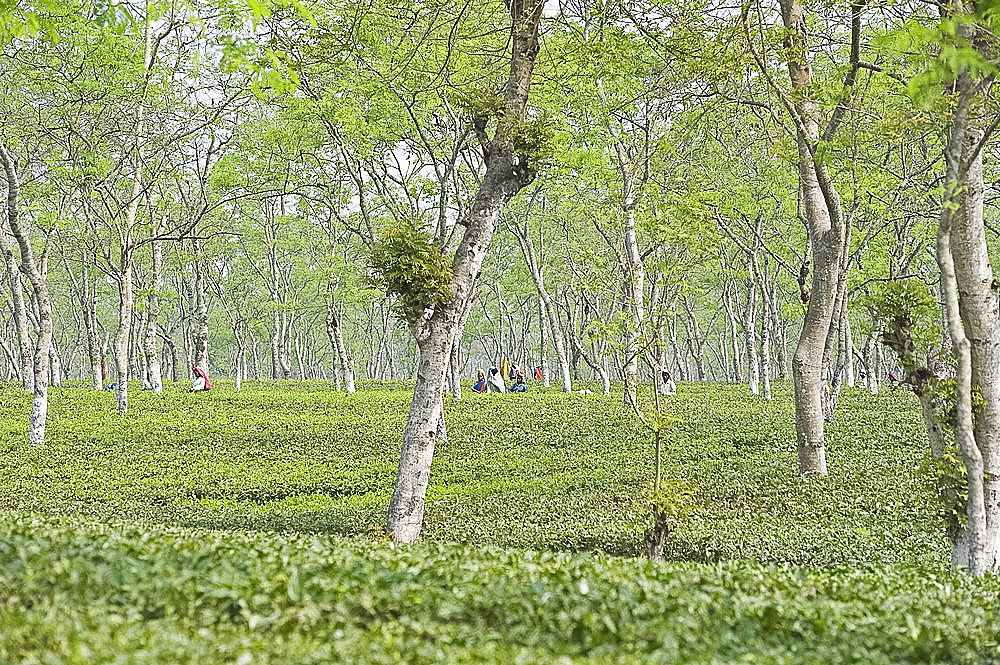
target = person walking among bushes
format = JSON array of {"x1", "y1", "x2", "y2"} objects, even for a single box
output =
[{"x1": 656, "y1": 369, "x2": 676, "y2": 396}]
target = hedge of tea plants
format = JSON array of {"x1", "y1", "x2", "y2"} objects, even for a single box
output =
[
  {"x1": 0, "y1": 379, "x2": 945, "y2": 565},
  {"x1": 1, "y1": 512, "x2": 998, "y2": 665},
  {"x1": 1, "y1": 379, "x2": 995, "y2": 662}
]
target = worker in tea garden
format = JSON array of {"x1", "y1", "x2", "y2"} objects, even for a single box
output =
[
  {"x1": 190, "y1": 366, "x2": 211, "y2": 392},
  {"x1": 509, "y1": 371, "x2": 528, "y2": 393},
  {"x1": 472, "y1": 370, "x2": 487, "y2": 393},
  {"x1": 486, "y1": 366, "x2": 506, "y2": 393},
  {"x1": 656, "y1": 369, "x2": 676, "y2": 396},
  {"x1": 888, "y1": 370, "x2": 901, "y2": 387}
]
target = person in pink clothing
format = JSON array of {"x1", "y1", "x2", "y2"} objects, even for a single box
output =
[{"x1": 190, "y1": 366, "x2": 211, "y2": 392}]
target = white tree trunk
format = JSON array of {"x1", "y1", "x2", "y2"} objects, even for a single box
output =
[
  {"x1": 622, "y1": 208, "x2": 645, "y2": 407},
  {"x1": 745, "y1": 278, "x2": 760, "y2": 396},
  {"x1": 49, "y1": 348, "x2": 61, "y2": 387},
  {"x1": 115, "y1": 262, "x2": 133, "y2": 416},
  {"x1": 192, "y1": 241, "x2": 209, "y2": 373},
  {"x1": 1, "y1": 140, "x2": 51, "y2": 445},
  {"x1": 385, "y1": 0, "x2": 545, "y2": 542},
  {"x1": 144, "y1": 229, "x2": 163, "y2": 394},
  {"x1": 945, "y1": 124, "x2": 999, "y2": 573},
  {"x1": 0, "y1": 227, "x2": 32, "y2": 390},
  {"x1": 539, "y1": 299, "x2": 550, "y2": 387},
  {"x1": 326, "y1": 299, "x2": 356, "y2": 392}
]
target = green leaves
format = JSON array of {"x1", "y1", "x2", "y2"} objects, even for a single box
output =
[
  {"x1": 1, "y1": 508, "x2": 999, "y2": 664},
  {"x1": 643, "y1": 477, "x2": 698, "y2": 520},
  {"x1": 368, "y1": 220, "x2": 453, "y2": 325},
  {"x1": 867, "y1": 279, "x2": 942, "y2": 373}
]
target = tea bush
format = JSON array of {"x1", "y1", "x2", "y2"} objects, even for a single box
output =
[
  {"x1": 0, "y1": 380, "x2": 945, "y2": 564},
  {"x1": 2, "y1": 379, "x2": 993, "y2": 663},
  {"x1": 1, "y1": 512, "x2": 998, "y2": 664}
]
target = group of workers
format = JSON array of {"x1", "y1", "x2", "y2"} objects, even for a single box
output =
[
  {"x1": 472, "y1": 362, "x2": 535, "y2": 394},
  {"x1": 471, "y1": 361, "x2": 679, "y2": 396}
]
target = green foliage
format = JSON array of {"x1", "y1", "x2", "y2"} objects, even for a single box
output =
[
  {"x1": 868, "y1": 279, "x2": 941, "y2": 365},
  {"x1": 933, "y1": 379, "x2": 987, "y2": 431},
  {"x1": 3, "y1": 380, "x2": 998, "y2": 659},
  {"x1": 0, "y1": 380, "x2": 957, "y2": 564},
  {"x1": 920, "y1": 446, "x2": 968, "y2": 540},
  {"x1": 512, "y1": 113, "x2": 557, "y2": 172},
  {"x1": 451, "y1": 87, "x2": 506, "y2": 124},
  {"x1": 643, "y1": 477, "x2": 698, "y2": 522},
  {"x1": 1, "y1": 510, "x2": 999, "y2": 664},
  {"x1": 452, "y1": 87, "x2": 556, "y2": 172},
  {"x1": 368, "y1": 220, "x2": 452, "y2": 324}
]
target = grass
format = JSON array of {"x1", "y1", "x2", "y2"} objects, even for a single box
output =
[{"x1": 2, "y1": 379, "x2": 996, "y2": 664}]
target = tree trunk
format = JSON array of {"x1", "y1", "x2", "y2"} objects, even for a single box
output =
[
  {"x1": 539, "y1": 298, "x2": 550, "y2": 387},
  {"x1": 449, "y1": 290, "x2": 475, "y2": 399},
  {"x1": 81, "y1": 265, "x2": 103, "y2": 390},
  {"x1": 778, "y1": 0, "x2": 853, "y2": 476},
  {"x1": 724, "y1": 283, "x2": 743, "y2": 383},
  {"x1": 760, "y1": 292, "x2": 772, "y2": 401},
  {"x1": 844, "y1": 315, "x2": 856, "y2": 388},
  {"x1": 144, "y1": 227, "x2": 163, "y2": 394},
  {"x1": 1, "y1": 141, "x2": 51, "y2": 445},
  {"x1": 279, "y1": 310, "x2": 292, "y2": 378},
  {"x1": 0, "y1": 224, "x2": 32, "y2": 391},
  {"x1": 49, "y1": 347, "x2": 61, "y2": 387},
  {"x1": 510, "y1": 214, "x2": 571, "y2": 391},
  {"x1": 115, "y1": 261, "x2": 133, "y2": 416},
  {"x1": 744, "y1": 277, "x2": 760, "y2": 396},
  {"x1": 622, "y1": 208, "x2": 645, "y2": 407},
  {"x1": 326, "y1": 298, "x2": 356, "y2": 392},
  {"x1": 192, "y1": 241, "x2": 209, "y2": 373},
  {"x1": 385, "y1": 0, "x2": 545, "y2": 542},
  {"x1": 943, "y1": 121, "x2": 999, "y2": 574}
]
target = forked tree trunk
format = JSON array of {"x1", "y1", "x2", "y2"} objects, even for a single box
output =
[
  {"x1": 114, "y1": 12, "x2": 156, "y2": 416},
  {"x1": 385, "y1": 0, "x2": 545, "y2": 543},
  {"x1": 943, "y1": 122, "x2": 999, "y2": 574},
  {"x1": 776, "y1": 0, "x2": 856, "y2": 476},
  {"x1": 0, "y1": 223, "x2": 32, "y2": 390},
  {"x1": 326, "y1": 297, "x2": 356, "y2": 392}
]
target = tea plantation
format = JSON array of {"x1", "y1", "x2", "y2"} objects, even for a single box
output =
[{"x1": 1, "y1": 381, "x2": 998, "y2": 663}]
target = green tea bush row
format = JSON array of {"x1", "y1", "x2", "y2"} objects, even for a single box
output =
[
  {"x1": 1, "y1": 512, "x2": 998, "y2": 665},
  {"x1": 0, "y1": 380, "x2": 948, "y2": 566}
]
